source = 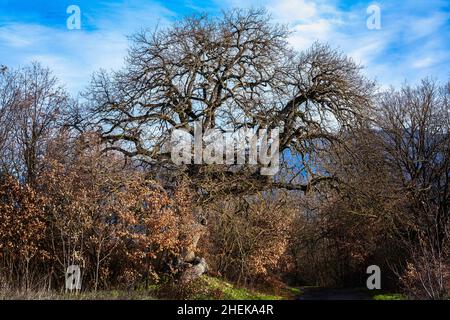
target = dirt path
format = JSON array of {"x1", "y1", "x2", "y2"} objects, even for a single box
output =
[{"x1": 296, "y1": 287, "x2": 373, "y2": 300}]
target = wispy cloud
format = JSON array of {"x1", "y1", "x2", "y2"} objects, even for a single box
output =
[
  {"x1": 219, "y1": 0, "x2": 450, "y2": 87},
  {"x1": 0, "y1": 0, "x2": 448, "y2": 94},
  {"x1": 0, "y1": 0, "x2": 175, "y2": 94}
]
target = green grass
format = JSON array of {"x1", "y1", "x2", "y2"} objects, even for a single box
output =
[
  {"x1": 373, "y1": 293, "x2": 406, "y2": 300},
  {"x1": 62, "y1": 289, "x2": 158, "y2": 300},
  {"x1": 287, "y1": 287, "x2": 302, "y2": 296},
  {"x1": 198, "y1": 276, "x2": 284, "y2": 300},
  {"x1": 0, "y1": 289, "x2": 158, "y2": 300},
  {"x1": 1, "y1": 276, "x2": 293, "y2": 300},
  {"x1": 2, "y1": 283, "x2": 408, "y2": 300}
]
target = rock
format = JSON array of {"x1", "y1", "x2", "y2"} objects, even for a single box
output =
[{"x1": 180, "y1": 258, "x2": 208, "y2": 282}]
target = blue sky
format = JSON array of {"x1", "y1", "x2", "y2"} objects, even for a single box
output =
[{"x1": 0, "y1": 0, "x2": 448, "y2": 94}]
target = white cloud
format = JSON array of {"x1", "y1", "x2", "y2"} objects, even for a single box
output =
[
  {"x1": 289, "y1": 19, "x2": 333, "y2": 50},
  {"x1": 0, "y1": 24, "x2": 128, "y2": 94},
  {"x1": 0, "y1": 1, "x2": 174, "y2": 95},
  {"x1": 267, "y1": 0, "x2": 317, "y2": 21},
  {"x1": 1, "y1": 0, "x2": 448, "y2": 94},
  {"x1": 0, "y1": 26, "x2": 34, "y2": 47},
  {"x1": 222, "y1": 0, "x2": 449, "y2": 87},
  {"x1": 412, "y1": 57, "x2": 435, "y2": 69},
  {"x1": 408, "y1": 12, "x2": 449, "y2": 41},
  {"x1": 347, "y1": 34, "x2": 390, "y2": 66}
]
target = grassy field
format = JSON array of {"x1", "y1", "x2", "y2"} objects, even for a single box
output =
[
  {"x1": 195, "y1": 276, "x2": 285, "y2": 300},
  {"x1": 0, "y1": 276, "x2": 407, "y2": 300},
  {"x1": 372, "y1": 293, "x2": 406, "y2": 300},
  {"x1": 0, "y1": 276, "x2": 290, "y2": 300}
]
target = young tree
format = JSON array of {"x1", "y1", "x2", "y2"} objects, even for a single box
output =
[
  {"x1": 0, "y1": 63, "x2": 68, "y2": 183},
  {"x1": 0, "y1": 176, "x2": 47, "y2": 290},
  {"x1": 0, "y1": 66, "x2": 20, "y2": 175},
  {"x1": 39, "y1": 133, "x2": 197, "y2": 290}
]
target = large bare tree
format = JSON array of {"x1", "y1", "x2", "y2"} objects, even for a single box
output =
[{"x1": 85, "y1": 9, "x2": 374, "y2": 200}]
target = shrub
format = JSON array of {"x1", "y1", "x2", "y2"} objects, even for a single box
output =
[{"x1": 205, "y1": 193, "x2": 294, "y2": 285}]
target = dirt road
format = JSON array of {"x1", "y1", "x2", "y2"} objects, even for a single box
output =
[{"x1": 297, "y1": 287, "x2": 373, "y2": 300}]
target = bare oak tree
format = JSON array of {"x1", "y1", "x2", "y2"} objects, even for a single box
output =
[{"x1": 85, "y1": 9, "x2": 374, "y2": 200}]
